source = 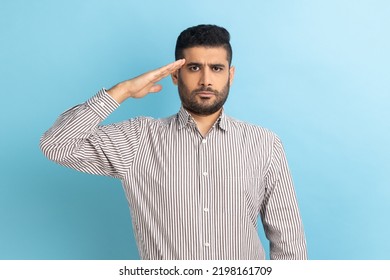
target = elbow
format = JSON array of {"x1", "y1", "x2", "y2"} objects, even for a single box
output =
[
  {"x1": 39, "y1": 132, "x2": 58, "y2": 162},
  {"x1": 39, "y1": 133, "x2": 51, "y2": 159}
]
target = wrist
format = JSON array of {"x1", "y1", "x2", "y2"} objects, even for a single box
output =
[{"x1": 106, "y1": 82, "x2": 132, "y2": 104}]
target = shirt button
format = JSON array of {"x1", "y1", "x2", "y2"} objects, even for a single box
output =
[
  {"x1": 99, "y1": 102, "x2": 105, "y2": 107},
  {"x1": 204, "y1": 243, "x2": 210, "y2": 247},
  {"x1": 202, "y1": 139, "x2": 207, "y2": 144},
  {"x1": 202, "y1": 172, "x2": 208, "y2": 176},
  {"x1": 203, "y1": 208, "x2": 209, "y2": 212}
]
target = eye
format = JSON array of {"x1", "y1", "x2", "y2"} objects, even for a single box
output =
[
  {"x1": 212, "y1": 66, "x2": 224, "y2": 72},
  {"x1": 188, "y1": 65, "x2": 200, "y2": 71}
]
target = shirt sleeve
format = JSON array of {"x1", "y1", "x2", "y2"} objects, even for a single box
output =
[
  {"x1": 260, "y1": 135, "x2": 308, "y2": 260},
  {"x1": 40, "y1": 89, "x2": 140, "y2": 180}
]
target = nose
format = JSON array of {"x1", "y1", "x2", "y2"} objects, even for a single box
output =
[{"x1": 199, "y1": 68, "x2": 212, "y2": 87}]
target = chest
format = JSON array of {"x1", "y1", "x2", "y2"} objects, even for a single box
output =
[{"x1": 133, "y1": 126, "x2": 268, "y2": 188}]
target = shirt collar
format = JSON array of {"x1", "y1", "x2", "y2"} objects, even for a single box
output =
[{"x1": 177, "y1": 106, "x2": 229, "y2": 132}]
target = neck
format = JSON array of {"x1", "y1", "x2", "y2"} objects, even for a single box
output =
[{"x1": 186, "y1": 108, "x2": 222, "y2": 137}]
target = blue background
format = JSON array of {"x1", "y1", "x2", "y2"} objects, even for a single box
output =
[{"x1": 1, "y1": 0, "x2": 389, "y2": 259}]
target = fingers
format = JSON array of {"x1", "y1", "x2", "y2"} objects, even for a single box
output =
[
  {"x1": 149, "y1": 84, "x2": 163, "y2": 93},
  {"x1": 118, "y1": 59, "x2": 186, "y2": 99},
  {"x1": 162, "y1": 59, "x2": 186, "y2": 73},
  {"x1": 149, "y1": 59, "x2": 185, "y2": 83},
  {"x1": 147, "y1": 60, "x2": 185, "y2": 93}
]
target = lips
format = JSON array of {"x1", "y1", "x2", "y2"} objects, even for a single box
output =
[{"x1": 196, "y1": 91, "x2": 215, "y2": 98}]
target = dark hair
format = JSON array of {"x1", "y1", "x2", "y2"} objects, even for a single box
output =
[{"x1": 175, "y1": 24, "x2": 232, "y2": 65}]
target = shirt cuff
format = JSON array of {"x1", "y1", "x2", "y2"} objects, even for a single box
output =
[{"x1": 86, "y1": 88, "x2": 120, "y2": 120}]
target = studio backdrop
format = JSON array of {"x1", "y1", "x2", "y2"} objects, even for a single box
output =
[{"x1": 0, "y1": 0, "x2": 389, "y2": 259}]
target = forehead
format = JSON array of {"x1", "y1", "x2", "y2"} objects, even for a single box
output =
[{"x1": 182, "y1": 47, "x2": 229, "y2": 65}]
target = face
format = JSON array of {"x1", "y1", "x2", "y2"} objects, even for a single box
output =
[{"x1": 172, "y1": 47, "x2": 235, "y2": 116}]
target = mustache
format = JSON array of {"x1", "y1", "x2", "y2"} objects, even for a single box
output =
[{"x1": 193, "y1": 87, "x2": 219, "y2": 94}]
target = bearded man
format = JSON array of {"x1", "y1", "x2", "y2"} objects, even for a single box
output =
[{"x1": 40, "y1": 24, "x2": 307, "y2": 260}]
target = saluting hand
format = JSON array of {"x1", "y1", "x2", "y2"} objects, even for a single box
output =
[{"x1": 107, "y1": 59, "x2": 186, "y2": 104}]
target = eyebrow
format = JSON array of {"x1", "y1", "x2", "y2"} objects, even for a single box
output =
[{"x1": 186, "y1": 62, "x2": 227, "y2": 68}]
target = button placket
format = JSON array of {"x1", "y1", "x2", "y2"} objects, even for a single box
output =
[{"x1": 199, "y1": 136, "x2": 211, "y2": 257}]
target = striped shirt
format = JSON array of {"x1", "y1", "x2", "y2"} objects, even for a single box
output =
[{"x1": 40, "y1": 89, "x2": 307, "y2": 260}]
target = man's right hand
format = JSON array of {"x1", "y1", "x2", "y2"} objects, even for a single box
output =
[{"x1": 106, "y1": 59, "x2": 186, "y2": 104}]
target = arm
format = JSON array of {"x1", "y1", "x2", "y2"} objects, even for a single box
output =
[
  {"x1": 40, "y1": 59, "x2": 185, "y2": 178},
  {"x1": 260, "y1": 135, "x2": 308, "y2": 260}
]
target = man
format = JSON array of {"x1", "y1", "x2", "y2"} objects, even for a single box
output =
[{"x1": 40, "y1": 24, "x2": 307, "y2": 260}]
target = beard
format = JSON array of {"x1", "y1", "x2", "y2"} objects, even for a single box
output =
[{"x1": 177, "y1": 76, "x2": 230, "y2": 116}]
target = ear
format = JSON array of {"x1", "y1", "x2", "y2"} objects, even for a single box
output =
[
  {"x1": 229, "y1": 66, "x2": 235, "y2": 86},
  {"x1": 171, "y1": 70, "x2": 179, "y2": 85}
]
